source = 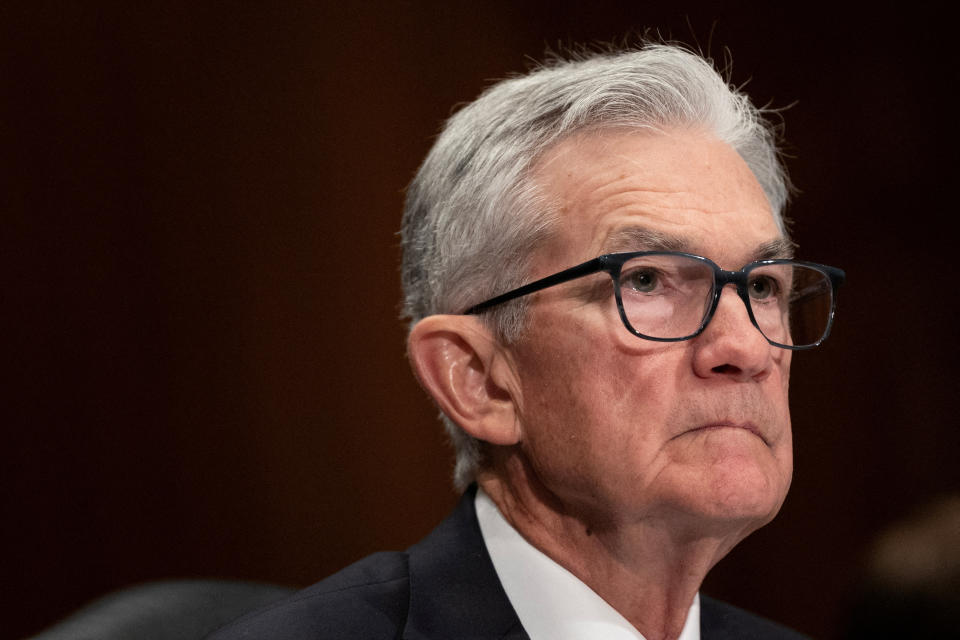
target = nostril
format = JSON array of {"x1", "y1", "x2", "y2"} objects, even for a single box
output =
[{"x1": 712, "y1": 364, "x2": 742, "y2": 375}]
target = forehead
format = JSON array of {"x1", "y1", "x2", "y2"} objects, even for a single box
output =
[{"x1": 530, "y1": 128, "x2": 784, "y2": 270}]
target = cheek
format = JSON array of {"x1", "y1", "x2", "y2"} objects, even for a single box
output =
[
  {"x1": 773, "y1": 353, "x2": 793, "y2": 447},
  {"x1": 778, "y1": 349, "x2": 792, "y2": 390},
  {"x1": 513, "y1": 330, "x2": 680, "y2": 492},
  {"x1": 515, "y1": 338, "x2": 601, "y2": 453}
]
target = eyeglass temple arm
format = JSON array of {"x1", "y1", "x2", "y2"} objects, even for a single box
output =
[{"x1": 463, "y1": 257, "x2": 605, "y2": 315}]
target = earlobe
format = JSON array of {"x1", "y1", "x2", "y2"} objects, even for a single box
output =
[{"x1": 407, "y1": 315, "x2": 521, "y2": 446}]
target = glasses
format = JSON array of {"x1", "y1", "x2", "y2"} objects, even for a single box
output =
[{"x1": 463, "y1": 251, "x2": 845, "y2": 350}]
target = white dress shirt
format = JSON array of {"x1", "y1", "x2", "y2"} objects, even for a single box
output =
[{"x1": 475, "y1": 488, "x2": 700, "y2": 640}]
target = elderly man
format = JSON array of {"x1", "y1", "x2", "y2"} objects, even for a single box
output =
[{"x1": 207, "y1": 43, "x2": 843, "y2": 640}]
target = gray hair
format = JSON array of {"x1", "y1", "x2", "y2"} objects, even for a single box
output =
[{"x1": 400, "y1": 43, "x2": 790, "y2": 490}]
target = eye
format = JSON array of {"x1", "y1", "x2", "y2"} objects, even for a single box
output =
[
  {"x1": 622, "y1": 268, "x2": 661, "y2": 293},
  {"x1": 748, "y1": 274, "x2": 780, "y2": 300}
]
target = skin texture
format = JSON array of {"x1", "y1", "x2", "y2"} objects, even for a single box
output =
[{"x1": 408, "y1": 128, "x2": 794, "y2": 640}]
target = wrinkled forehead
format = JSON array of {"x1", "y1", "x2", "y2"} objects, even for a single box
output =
[{"x1": 527, "y1": 128, "x2": 784, "y2": 270}]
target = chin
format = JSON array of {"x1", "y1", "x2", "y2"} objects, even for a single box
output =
[
  {"x1": 678, "y1": 428, "x2": 790, "y2": 512},
  {"x1": 703, "y1": 486, "x2": 785, "y2": 527},
  {"x1": 662, "y1": 452, "x2": 792, "y2": 534},
  {"x1": 703, "y1": 467, "x2": 790, "y2": 533}
]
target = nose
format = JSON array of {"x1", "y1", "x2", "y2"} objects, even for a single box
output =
[{"x1": 691, "y1": 284, "x2": 774, "y2": 381}]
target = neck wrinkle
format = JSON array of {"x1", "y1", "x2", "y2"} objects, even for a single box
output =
[{"x1": 476, "y1": 451, "x2": 745, "y2": 640}]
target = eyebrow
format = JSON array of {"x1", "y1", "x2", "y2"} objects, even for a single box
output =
[
  {"x1": 754, "y1": 237, "x2": 797, "y2": 260},
  {"x1": 602, "y1": 227, "x2": 797, "y2": 261},
  {"x1": 603, "y1": 227, "x2": 689, "y2": 253}
]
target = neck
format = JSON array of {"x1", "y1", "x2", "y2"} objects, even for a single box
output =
[{"x1": 477, "y1": 453, "x2": 754, "y2": 640}]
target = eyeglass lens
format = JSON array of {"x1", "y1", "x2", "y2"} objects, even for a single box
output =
[{"x1": 617, "y1": 255, "x2": 834, "y2": 347}]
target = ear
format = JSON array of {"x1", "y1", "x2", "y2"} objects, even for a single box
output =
[{"x1": 407, "y1": 315, "x2": 521, "y2": 446}]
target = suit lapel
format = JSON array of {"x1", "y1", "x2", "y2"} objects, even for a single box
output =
[{"x1": 402, "y1": 485, "x2": 529, "y2": 640}]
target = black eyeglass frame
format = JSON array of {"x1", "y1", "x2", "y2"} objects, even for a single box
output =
[{"x1": 463, "y1": 251, "x2": 846, "y2": 350}]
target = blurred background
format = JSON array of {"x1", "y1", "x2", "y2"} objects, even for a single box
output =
[{"x1": 5, "y1": 2, "x2": 958, "y2": 638}]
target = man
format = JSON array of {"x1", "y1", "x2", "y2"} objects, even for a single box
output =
[{"x1": 207, "y1": 43, "x2": 843, "y2": 640}]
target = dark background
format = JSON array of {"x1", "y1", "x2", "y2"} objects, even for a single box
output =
[{"x1": 5, "y1": 3, "x2": 958, "y2": 638}]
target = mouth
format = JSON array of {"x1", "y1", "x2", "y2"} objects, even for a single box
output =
[{"x1": 676, "y1": 422, "x2": 769, "y2": 446}]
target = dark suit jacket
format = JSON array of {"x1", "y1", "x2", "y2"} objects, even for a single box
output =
[{"x1": 205, "y1": 486, "x2": 808, "y2": 639}]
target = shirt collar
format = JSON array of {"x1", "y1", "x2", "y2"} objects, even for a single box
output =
[{"x1": 475, "y1": 487, "x2": 701, "y2": 640}]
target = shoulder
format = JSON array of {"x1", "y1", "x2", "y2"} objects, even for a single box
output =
[
  {"x1": 204, "y1": 551, "x2": 410, "y2": 640},
  {"x1": 700, "y1": 595, "x2": 810, "y2": 640}
]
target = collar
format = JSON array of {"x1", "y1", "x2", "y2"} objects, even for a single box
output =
[
  {"x1": 403, "y1": 485, "x2": 527, "y2": 639},
  {"x1": 475, "y1": 488, "x2": 701, "y2": 640}
]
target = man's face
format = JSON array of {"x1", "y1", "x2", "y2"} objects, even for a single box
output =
[{"x1": 506, "y1": 128, "x2": 793, "y2": 536}]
